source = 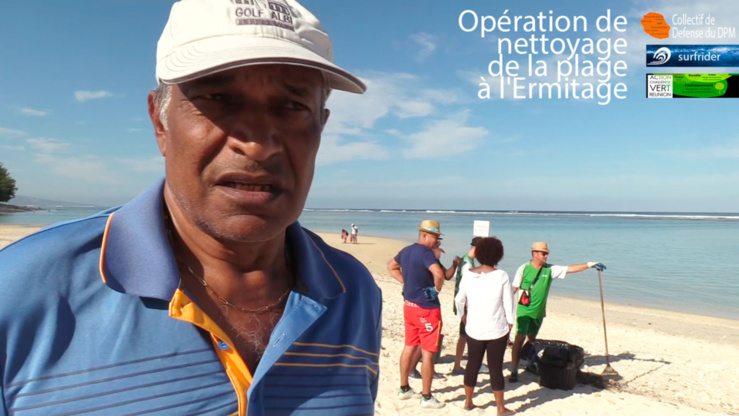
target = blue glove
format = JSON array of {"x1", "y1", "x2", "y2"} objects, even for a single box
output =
[
  {"x1": 422, "y1": 287, "x2": 439, "y2": 302},
  {"x1": 587, "y1": 262, "x2": 606, "y2": 271}
]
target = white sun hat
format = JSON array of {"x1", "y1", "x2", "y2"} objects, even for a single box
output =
[{"x1": 155, "y1": 0, "x2": 366, "y2": 93}]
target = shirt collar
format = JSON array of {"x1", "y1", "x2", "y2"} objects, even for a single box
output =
[
  {"x1": 100, "y1": 179, "x2": 345, "y2": 302},
  {"x1": 100, "y1": 179, "x2": 177, "y2": 300}
]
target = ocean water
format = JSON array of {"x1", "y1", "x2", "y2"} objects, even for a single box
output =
[
  {"x1": 3, "y1": 207, "x2": 738, "y2": 319},
  {"x1": 0, "y1": 207, "x2": 105, "y2": 226},
  {"x1": 299, "y1": 209, "x2": 739, "y2": 320}
]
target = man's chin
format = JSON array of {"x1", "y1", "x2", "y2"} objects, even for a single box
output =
[{"x1": 196, "y1": 213, "x2": 295, "y2": 244}]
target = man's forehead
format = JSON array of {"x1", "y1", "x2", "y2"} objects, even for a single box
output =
[{"x1": 180, "y1": 65, "x2": 324, "y2": 89}]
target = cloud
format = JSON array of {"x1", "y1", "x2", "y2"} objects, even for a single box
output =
[
  {"x1": 400, "y1": 110, "x2": 488, "y2": 159},
  {"x1": 318, "y1": 72, "x2": 487, "y2": 164},
  {"x1": 20, "y1": 107, "x2": 48, "y2": 116},
  {"x1": 666, "y1": 141, "x2": 739, "y2": 159},
  {"x1": 24, "y1": 137, "x2": 142, "y2": 185},
  {"x1": 313, "y1": 175, "x2": 466, "y2": 194},
  {"x1": 326, "y1": 71, "x2": 464, "y2": 133},
  {"x1": 458, "y1": 70, "x2": 504, "y2": 100},
  {"x1": 0, "y1": 127, "x2": 26, "y2": 136},
  {"x1": 504, "y1": 171, "x2": 739, "y2": 198},
  {"x1": 410, "y1": 32, "x2": 438, "y2": 62},
  {"x1": 34, "y1": 153, "x2": 120, "y2": 185},
  {"x1": 26, "y1": 137, "x2": 119, "y2": 184},
  {"x1": 75, "y1": 90, "x2": 113, "y2": 102},
  {"x1": 0, "y1": 145, "x2": 24, "y2": 151},
  {"x1": 316, "y1": 134, "x2": 391, "y2": 166},
  {"x1": 27, "y1": 138, "x2": 70, "y2": 153},
  {"x1": 116, "y1": 156, "x2": 164, "y2": 173}
]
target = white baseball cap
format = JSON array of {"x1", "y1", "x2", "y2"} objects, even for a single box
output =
[{"x1": 155, "y1": 0, "x2": 366, "y2": 93}]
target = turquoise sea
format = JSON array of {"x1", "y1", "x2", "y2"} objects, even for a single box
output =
[
  {"x1": 3, "y1": 207, "x2": 738, "y2": 320},
  {"x1": 299, "y1": 209, "x2": 739, "y2": 320}
]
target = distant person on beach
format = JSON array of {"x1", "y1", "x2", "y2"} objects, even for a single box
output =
[
  {"x1": 341, "y1": 228, "x2": 349, "y2": 243},
  {"x1": 455, "y1": 237, "x2": 515, "y2": 414},
  {"x1": 509, "y1": 241, "x2": 605, "y2": 382},
  {"x1": 0, "y1": 1, "x2": 382, "y2": 414},
  {"x1": 351, "y1": 223, "x2": 359, "y2": 244},
  {"x1": 387, "y1": 219, "x2": 460, "y2": 409},
  {"x1": 451, "y1": 236, "x2": 482, "y2": 375}
]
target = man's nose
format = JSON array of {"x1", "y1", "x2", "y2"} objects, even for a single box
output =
[{"x1": 225, "y1": 107, "x2": 283, "y2": 162}]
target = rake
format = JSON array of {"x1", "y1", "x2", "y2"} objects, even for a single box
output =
[{"x1": 598, "y1": 268, "x2": 619, "y2": 379}]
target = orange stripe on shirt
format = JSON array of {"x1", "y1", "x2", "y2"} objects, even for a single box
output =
[
  {"x1": 293, "y1": 342, "x2": 379, "y2": 357},
  {"x1": 274, "y1": 362, "x2": 378, "y2": 376},
  {"x1": 170, "y1": 288, "x2": 250, "y2": 416},
  {"x1": 305, "y1": 235, "x2": 346, "y2": 293},
  {"x1": 98, "y1": 212, "x2": 115, "y2": 284},
  {"x1": 283, "y1": 352, "x2": 379, "y2": 366}
]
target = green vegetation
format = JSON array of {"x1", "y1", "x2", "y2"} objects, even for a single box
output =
[{"x1": 0, "y1": 162, "x2": 18, "y2": 203}]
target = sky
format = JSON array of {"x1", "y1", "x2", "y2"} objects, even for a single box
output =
[{"x1": 1, "y1": 0, "x2": 738, "y2": 212}]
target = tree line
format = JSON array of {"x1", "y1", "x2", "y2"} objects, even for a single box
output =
[{"x1": 0, "y1": 162, "x2": 18, "y2": 203}]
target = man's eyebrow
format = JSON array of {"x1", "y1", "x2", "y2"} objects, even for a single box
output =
[
  {"x1": 283, "y1": 83, "x2": 312, "y2": 97},
  {"x1": 188, "y1": 74, "x2": 235, "y2": 87}
]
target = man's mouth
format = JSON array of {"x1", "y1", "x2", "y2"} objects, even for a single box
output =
[{"x1": 221, "y1": 182, "x2": 275, "y2": 193}]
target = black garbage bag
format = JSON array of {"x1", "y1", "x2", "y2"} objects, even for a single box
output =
[
  {"x1": 520, "y1": 339, "x2": 585, "y2": 390},
  {"x1": 521, "y1": 339, "x2": 585, "y2": 372}
]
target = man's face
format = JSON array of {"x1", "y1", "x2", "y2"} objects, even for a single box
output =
[
  {"x1": 420, "y1": 231, "x2": 441, "y2": 249},
  {"x1": 150, "y1": 65, "x2": 328, "y2": 242},
  {"x1": 533, "y1": 250, "x2": 549, "y2": 264}
]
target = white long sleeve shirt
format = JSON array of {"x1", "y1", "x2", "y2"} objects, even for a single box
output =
[{"x1": 455, "y1": 268, "x2": 515, "y2": 341}]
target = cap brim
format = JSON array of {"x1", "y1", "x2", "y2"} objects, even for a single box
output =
[{"x1": 157, "y1": 35, "x2": 365, "y2": 93}]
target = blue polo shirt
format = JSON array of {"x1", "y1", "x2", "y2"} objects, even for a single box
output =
[
  {"x1": 395, "y1": 243, "x2": 440, "y2": 309},
  {"x1": 0, "y1": 180, "x2": 382, "y2": 416}
]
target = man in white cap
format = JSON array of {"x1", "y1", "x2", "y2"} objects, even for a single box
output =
[
  {"x1": 0, "y1": 1, "x2": 381, "y2": 415},
  {"x1": 509, "y1": 241, "x2": 605, "y2": 382},
  {"x1": 387, "y1": 219, "x2": 459, "y2": 409},
  {"x1": 351, "y1": 223, "x2": 358, "y2": 244}
]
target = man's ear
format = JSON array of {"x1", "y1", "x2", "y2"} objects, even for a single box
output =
[
  {"x1": 321, "y1": 108, "x2": 330, "y2": 129},
  {"x1": 148, "y1": 90, "x2": 167, "y2": 156}
]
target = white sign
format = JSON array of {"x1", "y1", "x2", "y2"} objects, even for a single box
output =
[{"x1": 473, "y1": 220, "x2": 490, "y2": 237}]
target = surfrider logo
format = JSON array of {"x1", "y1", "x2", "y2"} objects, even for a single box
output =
[
  {"x1": 647, "y1": 47, "x2": 671, "y2": 65},
  {"x1": 646, "y1": 45, "x2": 738, "y2": 67}
]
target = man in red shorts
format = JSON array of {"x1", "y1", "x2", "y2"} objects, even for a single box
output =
[{"x1": 388, "y1": 219, "x2": 459, "y2": 409}]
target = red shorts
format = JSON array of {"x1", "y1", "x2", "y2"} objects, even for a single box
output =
[{"x1": 404, "y1": 301, "x2": 443, "y2": 352}]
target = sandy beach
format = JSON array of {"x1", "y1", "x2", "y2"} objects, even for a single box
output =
[
  {"x1": 0, "y1": 224, "x2": 43, "y2": 250},
  {"x1": 315, "y1": 232, "x2": 738, "y2": 416},
  {"x1": 2, "y1": 226, "x2": 737, "y2": 415}
]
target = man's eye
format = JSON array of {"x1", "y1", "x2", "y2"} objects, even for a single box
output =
[
  {"x1": 283, "y1": 101, "x2": 308, "y2": 111},
  {"x1": 204, "y1": 94, "x2": 231, "y2": 102}
]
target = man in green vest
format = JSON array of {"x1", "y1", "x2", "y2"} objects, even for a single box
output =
[{"x1": 509, "y1": 241, "x2": 605, "y2": 382}]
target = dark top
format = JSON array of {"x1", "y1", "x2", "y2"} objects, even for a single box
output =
[{"x1": 395, "y1": 243, "x2": 439, "y2": 309}]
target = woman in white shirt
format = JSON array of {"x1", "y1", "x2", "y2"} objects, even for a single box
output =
[{"x1": 455, "y1": 237, "x2": 515, "y2": 415}]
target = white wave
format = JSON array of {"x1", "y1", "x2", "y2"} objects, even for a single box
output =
[
  {"x1": 302, "y1": 208, "x2": 738, "y2": 221},
  {"x1": 587, "y1": 213, "x2": 739, "y2": 220}
]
